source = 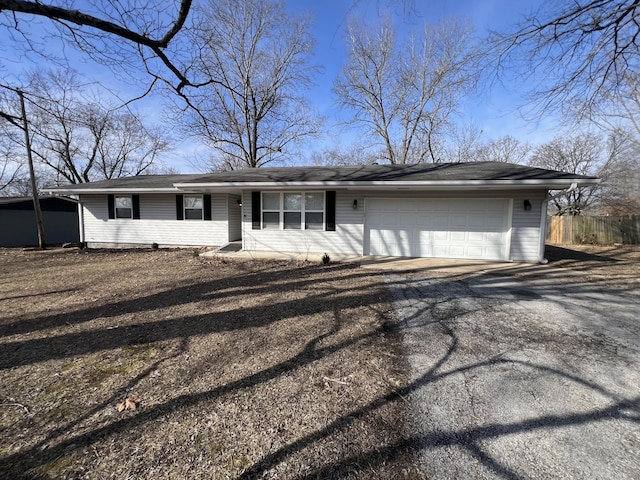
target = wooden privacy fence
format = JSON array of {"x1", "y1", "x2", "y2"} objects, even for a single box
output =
[{"x1": 546, "y1": 215, "x2": 640, "y2": 245}]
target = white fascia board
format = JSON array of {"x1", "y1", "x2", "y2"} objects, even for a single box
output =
[
  {"x1": 42, "y1": 187, "x2": 192, "y2": 195},
  {"x1": 173, "y1": 178, "x2": 600, "y2": 190}
]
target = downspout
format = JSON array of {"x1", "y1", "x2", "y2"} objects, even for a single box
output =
[
  {"x1": 77, "y1": 197, "x2": 85, "y2": 246},
  {"x1": 538, "y1": 182, "x2": 577, "y2": 264}
]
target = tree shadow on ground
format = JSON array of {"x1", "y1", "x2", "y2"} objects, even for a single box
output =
[
  {"x1": 0, "y1": 255, "x2": 400, "y2": 478},
  {"x1": 237, "y1": 268, "x2": 640, "y2": 479},
  {"x1": 2, "y1": 250, "x2": 639, "y2": 479}
]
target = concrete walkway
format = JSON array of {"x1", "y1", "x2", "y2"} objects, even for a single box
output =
[{"x1": 204, "y1": 247, "x2": 556, "y2": 276}]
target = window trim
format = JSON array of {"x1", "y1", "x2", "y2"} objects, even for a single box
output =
[{"x1": 260, "y1": 191, "x2": 326, "y2": 230}]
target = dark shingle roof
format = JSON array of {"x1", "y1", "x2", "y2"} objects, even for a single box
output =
[
  {"x1": 45, "y1": 162, "x2": 599, "y2": 192},
  {"x1": 180, "y1": 162, "x2": 598, "y2": 184},
  {"x1": 46, "y1": 174, "x2": 203, "y2": 191}
]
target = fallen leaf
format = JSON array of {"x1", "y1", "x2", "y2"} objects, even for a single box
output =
[{"x1": 116, "y1": 397, "x2": 142, "y2": 412}]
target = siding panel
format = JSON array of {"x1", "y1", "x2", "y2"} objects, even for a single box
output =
[
  {"x1": 510, "y1": 194, "x2": 546, "y2": 261},
  {"x1": 242, "y1": 189, "x2": 547, "y2": 260},
  {"x1": 81, "y1": 194, "x2": 229, "y2": 247}
]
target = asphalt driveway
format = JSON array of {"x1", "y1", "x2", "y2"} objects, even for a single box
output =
[{"x1": 385, "y1": 262, "x2": 640, "y2": 479}]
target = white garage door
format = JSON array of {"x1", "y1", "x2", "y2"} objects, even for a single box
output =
[{"x1": 365, "y1": 198, "x2": 511, "y2": 260}]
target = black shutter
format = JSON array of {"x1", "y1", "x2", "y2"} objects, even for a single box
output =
[
  {"x1": 203, "y1": 194, "x2": 212, "y2": 220},
  {"x1": 107, "y1": 194, "x2": 115, "y2": 219},
  {"x1": 325, "y1": 191, "x2": 336, "y2": 231},
  {"x1": 251, "y1": 191, "x2": 261, "y2": 230},
  {"x1": 132, "y1": 195, "x2": 140, "y2": 219},
  {"x1": 176, "y1": 194, "x2": 184, "y2": 220}
]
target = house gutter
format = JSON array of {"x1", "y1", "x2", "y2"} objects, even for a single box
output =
[
  {"x1": 43, "y1": 178, "x2": 599, "y2": 195},
  {"x1": 172, "y1": 179, "x2": 599, "y2": 190},
  {"x1": 538, "y1": 182, "x2": 578, "y2": 264}
]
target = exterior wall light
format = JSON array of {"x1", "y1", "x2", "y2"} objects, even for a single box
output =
[
  {"x1": 523, "y1": 199, "x2": 532, "y2": 211},
  {"x1": 237, "y1": 198, "x2": 242, "y2": 207},
  {"x1": 353, "y1": 199, "x2": 358, "y2": 210}
]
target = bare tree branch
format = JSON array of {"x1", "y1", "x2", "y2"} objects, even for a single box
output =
[
  {"x1": 334, "y1": 16, "x2": 481, "y2": 164},
  {"x1": 494, "y1": 0, "x2": 640, "y2": 116},
  {"x1": 0, "y1": 0, "x2": 193, "y2": 92},
  {"x1": 0, "y1": 0, "x2": 191, "y2": 48},
  {"x1": 1, "y1": 69, "x2": 172, "y2": 185},
  {"x1": 175, "y1": 0, "x2": 320, "y2": 170}
]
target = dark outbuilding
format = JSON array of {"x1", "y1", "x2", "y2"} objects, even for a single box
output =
[{"x1": 0, "y1": 196, "x2": 79, "y2": 247}]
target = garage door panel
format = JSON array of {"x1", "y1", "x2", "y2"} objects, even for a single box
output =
[
  {"x1": 433, "y1": 230, "x2": 449, "y2": 241},
  {"x1": 450, "y1": 215, "x2": 468, "y2": 228},
  {"x1": 365, "y1": 198, "x2": 510, "y2": 260},
  {"x1": 485, "y1": 215, "x2": 505, "y2": 230},
  {"x1": 430, "y1": 214, "x2": 450, "y2": 227},
  {"x1": 468, "y1": 231, "x2": 485, "y2": 242}
]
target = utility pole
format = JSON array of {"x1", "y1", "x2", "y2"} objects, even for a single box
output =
[{"x1": 18, "y1": 90, "x2": 46, "y2": 249}]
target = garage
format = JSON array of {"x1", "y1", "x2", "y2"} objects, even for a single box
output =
[{"x1": 364, "y1": 198, "x2": 512, "y2": 260}]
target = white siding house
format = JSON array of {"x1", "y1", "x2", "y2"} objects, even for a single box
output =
[{"x1": 47, "y1": 163, "x2": 599, "y2": 262}]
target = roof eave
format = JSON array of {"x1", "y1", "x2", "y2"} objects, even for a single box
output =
[
  {"x1": 44, "y1": 177, "x2": 600, "y2": 194},
  {"x1": 173, "y1": 178, "x2": 600, "y2": 190},
  {"x1": 43, "y1": 187, "x2": 193, "y2": 195}
]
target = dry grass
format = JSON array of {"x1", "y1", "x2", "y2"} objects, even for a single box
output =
[
  {"x1": 0, "y1": 248, "x2": 419, "y2": 479},
  {"x1": 545, "y1": 244, "x2": 640, "y2": 287}
]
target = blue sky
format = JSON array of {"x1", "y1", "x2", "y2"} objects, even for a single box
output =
[
  {"x1": 291, "y1": 0, "x2": 556, "y2": 153},
  {"x1": 0, "y1": 0, "x2": 556, "y2": 172}
]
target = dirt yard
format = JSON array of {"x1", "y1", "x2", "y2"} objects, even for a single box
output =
[
  {"x1": 1, "y1": 244, "x2": 638, "y2": 479},
  {"x1": 545, "y1": 244, "x2": 640, "y2": 287},
  {"x1": 0, "y1": 248, "x2": 418, "y2": 479}
]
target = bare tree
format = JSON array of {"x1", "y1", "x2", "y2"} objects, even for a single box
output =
[
  {"x1": 475, "y1": 135, "x2": 531, "y2": 164},
  {"x1": 595, "y1": 129, "x2": 640, "y2": 214},
  {"x1": 528, "y1": 132, "x2": 626, "y2": 215},
  {"x1": 310, "y1": 144, "x2": 378, "y2": 166},
  {"x1": 0, "y1": 146, "x2": 25, "y2": 194},
  {"x1": 334, "y1": 16, "x2": 481, "y2": 164},
  {"x1": 175, "y1": 0, "x2": 320, "y2": 171},
  {"x1": 0, "y1": 0, "x2": 193, "y2": 92},
  {"x1": 438, "y1": 121, "x2": 484, "y2": 163},
  {"x1": 92, "y1": 109, "x2": 169, "y2": 179},
  {"x1": 495, "y1": 1, "x2": 640, "y2": 116},
  {"x1": 1, "y1": 69, "x2": 170, "y2": 184}
]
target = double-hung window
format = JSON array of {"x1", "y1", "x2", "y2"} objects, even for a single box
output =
[
  {"x1": 283, "y1": 193, "x2": 302, "y2": 229},
  {"x1": 115, "y1": 195, "x2": 132, "y2": 219},
  {"x1": 184, "y1": 195, "x2": 203, "y2": 220},
  {"x1": 262, "y1": 193, "x2": 280, "y2": 229},
  {"x1": 304, "y1": 192, "x2": 324, "y2": 230},
  {"x1": 261, "y1": 192, "x2": 325, "y2": 230}
]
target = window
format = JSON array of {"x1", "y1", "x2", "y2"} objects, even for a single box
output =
[
  {"x1": 262, "y1": 192, "x2": 280, "y2": 229},
  {"x1": 184, "y1": 195, "x2": 203, "y2": 220},
  {"x1": 304, "y1": 192, "x2": 324, "y2": 230},
  {"x1": 283, "y1": 193, "x2": 301, "y2": 230},
  {"x1": 260, "y1": 192, "x2": 325, "y2": 230},
  {"x1": 115, "y1": 195, "x2": 132, "y2": 219}
]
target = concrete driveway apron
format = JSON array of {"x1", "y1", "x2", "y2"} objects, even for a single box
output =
[{"x1": 383, "y1": 262, "x2": 640, "y2": 479}]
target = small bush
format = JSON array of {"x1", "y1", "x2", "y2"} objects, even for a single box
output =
[
  {"x1": 151, "y1": 242, "x2": 159, "y2": 250},
  {"x1": 321, "y1": 253, "x2": 330, "y2": 265}
]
